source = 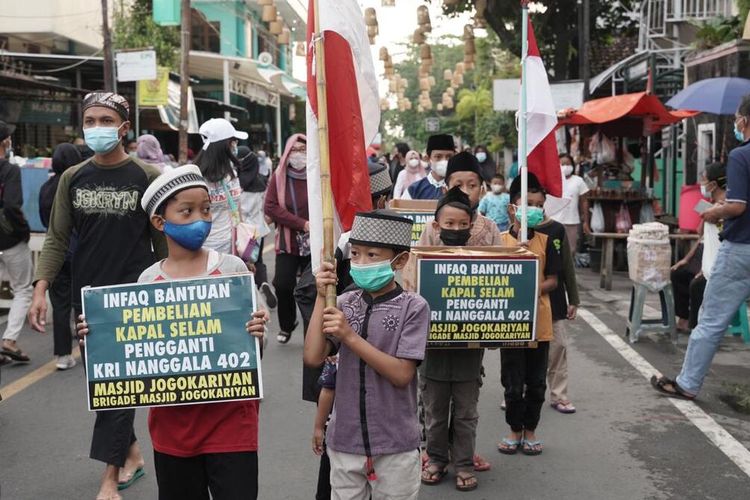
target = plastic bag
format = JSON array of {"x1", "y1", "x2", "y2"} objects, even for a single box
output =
[
  {"x1": 639, "y1": 202, "x2": 655, "y2": 223},
  {"x1": 589, "y1": 132, "x2": 616, "y2": 164},
  {"x1": 590, "y1": 202, "x2": 605, "y2": 233},
  {"x1": 615, "y1": 204, "x2": 632, "y2": 233}
]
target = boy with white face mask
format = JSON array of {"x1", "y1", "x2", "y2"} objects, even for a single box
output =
[
  {"x1": 549, "y1": 153, "x2": 589, "y2": 255},
  {"x1": 404, "y1": 134, "x2": 456, "y2": 200},
  {"x1": 478, "y1": 174, "x2": 511, "y2": 231}
]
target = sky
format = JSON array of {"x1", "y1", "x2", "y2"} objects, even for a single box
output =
[{"x1": 291, "y1": 0, "x2": 476, "y2": 82}]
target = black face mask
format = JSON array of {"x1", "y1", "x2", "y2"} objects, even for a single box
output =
[{"x1": 439, "y1": 228, "x2": 471, "y2": 246}]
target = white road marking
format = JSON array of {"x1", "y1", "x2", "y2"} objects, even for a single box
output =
[{"x1": 578, "y1": 307, "x2": 750, "y2": 478}]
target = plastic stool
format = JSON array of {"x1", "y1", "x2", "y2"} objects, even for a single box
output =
[
  {"x1": 626, "y1": 283, "x2": 677, "y2": 344},
  {"x1": 726, "y1": 301, "x2": 750, "y2": 344}
]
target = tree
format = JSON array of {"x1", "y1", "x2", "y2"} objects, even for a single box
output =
[
  {"x1": 440, "y1": 0, "x2": 641, "y2": 81},
  {"x1": 112, "y1": 0, "x2": 180, "y2": 69}
]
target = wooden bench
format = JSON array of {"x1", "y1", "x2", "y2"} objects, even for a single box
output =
[{"x1": 590, "y1": 232, "x2": 699, "y2": 291}]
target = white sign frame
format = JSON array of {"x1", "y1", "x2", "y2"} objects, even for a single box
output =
[{"x1": 115, "y1": 50, "x2": 158, "y2": 82}]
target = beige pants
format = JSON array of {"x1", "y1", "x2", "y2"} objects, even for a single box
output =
[
  {"x1": 548, "y1": 320, "x2": 570, "y2": 403},
  {"x1": 564, "y1": 223, "x2": 581, "y2": 256},
  {"x1": 328, "y1": 448, "x2": 420, "y2": 500}
]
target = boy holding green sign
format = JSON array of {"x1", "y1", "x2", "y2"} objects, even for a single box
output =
[{"x1": 80, "y1": 165, "x2": 268, "y2": 499}]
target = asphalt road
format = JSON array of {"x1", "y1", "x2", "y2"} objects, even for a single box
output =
[{"x1": 1, "y1": 258, "x2": 750, "y2": 500}]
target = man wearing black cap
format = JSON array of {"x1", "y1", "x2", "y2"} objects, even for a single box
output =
[
  {"x1": 28, "y1": 92, "x2": 166, "y2": 500},
  {"x1": 0, "y1": 121, "x2": 33, "y2": 366},
  {"x1": 404, "y1": 134, "x2": 456, "y2": 200}
]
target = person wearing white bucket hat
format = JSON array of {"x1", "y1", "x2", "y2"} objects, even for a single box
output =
[{"x1": 195, "y1": 118, "x2": 249, "y2": 255}]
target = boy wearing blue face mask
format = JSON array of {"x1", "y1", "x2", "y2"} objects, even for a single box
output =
[
  {"x1": 497, "y1": 173, "x2": 560, "y2": 457},
  {"x1": 304, "y1": 211, "x2": 429, "y2": 500},
  {"x1": 77, "y1": 165, "x2": 268, "y2": 499}
]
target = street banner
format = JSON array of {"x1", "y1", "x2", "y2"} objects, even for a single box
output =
[
  {"x1": 389, "y1": 199, "x2": 437, "y2": 246},
  {"x1": 414, "y1": 247, "x2": 539, "y2": 348},
  {"x1": 82, "y1": 274, "x2": 262, "y2": 411},
  {"x1": 137, "y1": 66, "x2": 170, "y2": 107}
]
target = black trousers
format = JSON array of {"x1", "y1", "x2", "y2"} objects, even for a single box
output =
[
  {"x1": 154, "y1": 450, "x2": 258, "y2": 500},
  {"x1": 501, "y1": 342, "x2": 550, "y2": 433},
  {"x1": 79, "y1": 313, "x2": 137, "y2": 467},
  {"x1": 50, "y1": 260, "x2": 73, "y2": 356},
  {"x1": 671, "y1": 267, "x2": 697, "y2": 320},
  {"x1": 254, "y1": 238, "x2": 268, "y2": 287},
  {"x1": 273, "y1": 253, "x2": 311, "y2": 332},
  {"x1": 316, "y1": 450, "x2": 331, "y2": 500},
  {"x1": 689, "y1": 274, "x2": 707, "y2": 329}
]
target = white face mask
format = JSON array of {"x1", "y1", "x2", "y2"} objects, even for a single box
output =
[
  {"x1": 288, "y1": 152, "x2": 306, "y2": 170},
  {"x1": 433, "y1": 160, "x2": 448, "y2": 177},
  {"x1": 561, "y1": 164, "x2": 574, "y2": 177},
  {"x1": 408, "y1": 158, "x2": 421, "y2": 168},
  {"x1": 491, "y1": 184, "x2": 503, "y2": 194},
  {"x1": 476, "y1": 152, "x2": 487, "y2": 163},
  {"x1": 700, "y1": 184, "x2": 711, "y2": 198}
]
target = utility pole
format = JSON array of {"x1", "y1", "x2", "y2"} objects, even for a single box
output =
[
  {"x1": 179, "y1": 0, "x2": 191, "y2": 163},
  {"x1": 582, "y1": 0, "x2": 590, "y2": 100},
  {"x1": 102, "y1": 0, "x2": 114, "y2": 91}
]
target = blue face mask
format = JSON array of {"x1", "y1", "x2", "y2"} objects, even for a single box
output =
[
  {"x1": 349, "y1": 256, "x2": 399, "y2": 292},
  {"x1": 514, "y1": 205, "x2": 545, "y2": 228},
  {"x1": 476, "y1": 152, "x2": 487, "y2": 163},
  {"x1": 83, "y1": 125, "x2": 124, "y2": 154},
  {"x1": 735, "y1": 122, "x2": 745, "y2": 142},
  {"x1": 163, "y1": 219, "x2": 212, "y2": 251}
]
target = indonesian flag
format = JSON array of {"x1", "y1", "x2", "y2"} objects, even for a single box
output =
[
  {"x1": 306, "y1": 0, "x2": 380, "y2": 271},
  {"x1": 523, "y1": 17, "x2": 562, "y2": 197}
]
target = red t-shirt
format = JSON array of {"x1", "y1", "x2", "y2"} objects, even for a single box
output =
[{"x1": 142, "y1": 256, "x2": 259, "y2": 457}]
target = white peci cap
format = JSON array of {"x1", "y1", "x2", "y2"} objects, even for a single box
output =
[
  {"x1": 141, "y1": 164, "x2": 209, "y2": 217},
  {"x1": 199, "y1": 118, "x2": 248, "y2": 150}
]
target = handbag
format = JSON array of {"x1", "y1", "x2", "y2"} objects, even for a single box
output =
[
  {"x1": 288, "y1": 177, "x2": 311, "y2": 257},
  {"x1": 222, "y1": 180, "x2": 265, "y2": 263}
]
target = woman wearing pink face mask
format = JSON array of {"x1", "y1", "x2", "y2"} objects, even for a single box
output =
[{"x1": 393, "y1": 150, "x2": 426, "y2": 199}]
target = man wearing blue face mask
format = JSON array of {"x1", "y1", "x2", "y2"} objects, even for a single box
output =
[{"x1": 28, "y1": 91, "x2": 167, "y2": 500}]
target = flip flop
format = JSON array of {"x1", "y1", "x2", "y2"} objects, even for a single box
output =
[
  {"x1": 497, "y1": 437, "x2": 521, "y2": 455},
  {"x1": 1, "y1": 348, "x2": 30, "y2": 362},
  {"x1": 521, "y1": 439, "x2": 543, "y2": 456},
  {"x1": 455, "y1": 472, "x2": 478, "y2": 492},
  {"x1": 420, "y1": 464, "x2": 448, "y2": 485},
  {"x1": 650, "y1": 375, "x2": 696, "y2": 401},
  {"x1": 551, "y1": 401, "x2": 577, "y2": 414},
  {"x1": 117, "y1": 467, "x2": 145, "y2": 491},
  {"x1": 473, "y1": 454, "x2": 491, "y2": 472}
]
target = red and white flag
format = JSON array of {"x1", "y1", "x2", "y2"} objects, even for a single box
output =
[
  {"x1": 306, "y1": 0, "x2": 380, "y2": 270},
  {"x1": 522, "y1": 17, "x2": 561, "y2": 197}
]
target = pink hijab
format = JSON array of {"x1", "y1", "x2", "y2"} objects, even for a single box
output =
[
  {"x1": 136, "y1": 134, "x2": 165, "y2": 168},
  {"x1": 273, "y1": 133, "x2": 307, "y2": 254},
  {"x1": 401, "y1": 150, "x2": 426, "y2": 188}
]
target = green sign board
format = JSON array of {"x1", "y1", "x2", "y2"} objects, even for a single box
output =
[
  {"x1": 417, "y1": 256, "x2": 539, "y2": 347},
  {"x1": 396, "y1": 211, "x2": 433, "y2": 246},
  {"x1": 82, "y1": 274, "x2": 262, "y2": 410}
]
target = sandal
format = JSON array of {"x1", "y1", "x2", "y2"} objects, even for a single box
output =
[
  {"x1": 497, "y1": 437, "x2": 521, "y2": 455},
  {"x1": 276, "y1": 331, "x2": 292, "y2": 344},
  {"x1": 551, "y1": 401, "x2": 577, "y2": 414},
  {"x1": 455, "y1": 472, "x2": 478, "y2": 492},
  {"x1": 650, "y1": 375, "x2": 696, "y2": 401},
  {"x1": 473, "y1": 454, "x2": 491, "y2": 472},
  {"x1": 0, "y1": 354, "x2": 11, "y2": 366},
  {"x1": 421, "y1": 450, "x2": 429, "y2": 471},
  {"x1": 117, "y1": 467, "x2": 145, "y2": 491},
  {"x1": 420, "y1": 464, "x2": 448, "y2": 485},
  {"x1": 1, "y1": 347, "x2": 30, "y2": 362},
  {"x1": 521, "y1": 439, "x2": 543, "y2": 456}
]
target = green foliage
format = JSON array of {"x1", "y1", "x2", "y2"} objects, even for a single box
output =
[
  {"x1": 692, "y1": 16, "x2": 742, "y2": 49},
  {"x1": 112, "y1": 0, "x2": 180, "y2": 69},
  {"x1": 739, "y1": 0, "x2": 750, "y2": 28}
]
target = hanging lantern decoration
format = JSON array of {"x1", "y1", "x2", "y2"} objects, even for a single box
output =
[
  {"x1": 443, "y1": 69, "x2": 453, "y2": 81},
  {"x1": 417, "y1": 6, "x2": 430, "y2": 26},
  {"x1": 385, "y1": 66, "x2": 395, "y2": 77},
  {"x1": 382, "y1": 0, "x2": 395, "y2": 6},
  {"x1": 464, "y1": 39, "x2": 476, "y2": 56},
  {"x1": 437, "y1": 104, "x2": 444, "y2": 111},
  {"x1": 412, "y1": 27, "x2": 426, "y2": 45},
  {"x1": 295, "y1": 42, "x2": 306, "y2": 57},
  {"x1": 417, "y1": 104, "x2": 424, "y2": 113},
  {"x1": 398, "y1": 77, "x2": 408, "y2": 90},
  {"x1": 420, "y1": 61, "x2": 432, "y2": 74},
  {"x1": 464, "y1": 60, "x2": 475, "y2": 71},
  {"x1": 258, "y1": 0, "x2": 273, "y2": 5},
  {"x1": 380, "y1": 98, "x2": 390, "y2": 111},
  {"x1": 443, "y1": 0, "x2": 460, "y2": 6},
  {"x1": 444, "y1": 96, "x2": 454, "y2": 109},
  {"x1": 463, "y1": 24, "x2": 475, "y2": 41},
  {"x1": 419, "y1": 44, "x2": 432, "y2": 61},
  {"x1": 365, "y1": 8, "x2": 379, "y2": 44},
  {"x1": 446, "y1": 87, "x2": 455, "y2": 97},
  {"x1": 475, "y1": 0, "x2": 487, "y2": 27},
  {"x1": 262, "y1": 5, "x2": 277, "y2": 22},
  {"x1": 389, "y1": 80, "x2": 398, "y2": 93},
  {"x1": 463, "y1": 53, "x2": 475, "y2": 64},
  {"x1": 379, "y1": 47, "x2": 389, "y2": 61},
  {"x1": 270, "y1": 17, "x2": 284, "y2": 35},
  {"x1": 419, "y1": 77, "x2": 430, "y2": 91},
  {"x1": 428, "y1": 75, "x2": 436, "y2": 87},
  {"x1": 455, "y1": 62, "x2": 465, "y2": 74}
]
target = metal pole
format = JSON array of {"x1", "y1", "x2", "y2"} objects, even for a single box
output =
[
  {"x1": 135, "y1": 84, "x2": 140, "y2": 136},
  {"x1": 275, "y1": 101, "x2": 282, "y2": 158},
  {"x1": 101, "y1": 0, "x2": 114, "y2": 91},
  {"x1": 313, "y1": 0, "x2": 336, "y2": 307},
  {"x1": 223, "y1": 59, "x2": 230, "y2": 121},
  {"x1": 582, "y1": 0, "x2": 590, "y2": 100},
  {"x1": 520, "y1": 3, "x2": 529, "y2": 243},
  {"x1": 178, "y1": 0, "x2": 191, "y2": 164}
]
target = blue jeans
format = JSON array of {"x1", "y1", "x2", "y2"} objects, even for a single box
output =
[
  {"x1": 676, "y1": 240, "x2": 750, "y2": 394},
  {"x1": 497, "y1": 222, "x2": 509, "y2": 232}
]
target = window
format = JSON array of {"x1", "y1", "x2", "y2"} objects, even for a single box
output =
[{"x1": 191, "y1": 9, "x2": 220, "y2": 53}]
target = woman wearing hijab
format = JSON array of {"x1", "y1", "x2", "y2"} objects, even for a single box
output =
[
  {"x1": 393, "y1": 150, "x2": 426, "y2": 199},
  {"x1": 136, "y1": 134, "x2": 169, "y2": 172},
  {"x1": 194, "y1": 118, "x2": 248, "y2": 255},
  {"x1": 264, "y1": 134, "x2": 309, "y2": 344},
  {"x1": 38, "y1": 143, "x2": 82, "y2": 370}
]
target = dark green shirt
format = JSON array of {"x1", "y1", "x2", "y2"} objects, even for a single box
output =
[{"x1": 424, "y1": 348, "x2": 483, "y2": 382}]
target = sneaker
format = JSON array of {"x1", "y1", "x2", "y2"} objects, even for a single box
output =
[
  {"x1": 56, "y1": 354, "x2": 77, "y2": 370},
  {"x1": 260, "y1": 282, "x2": 278, "y2": 309}
]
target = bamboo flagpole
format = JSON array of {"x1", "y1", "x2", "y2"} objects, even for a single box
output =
[
  {"x1": 520, "y1": 1, "x2": 529, "y2": 243},
  {"x1": 312, "y1": 0, "x2": 337, "y2": 308}
]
